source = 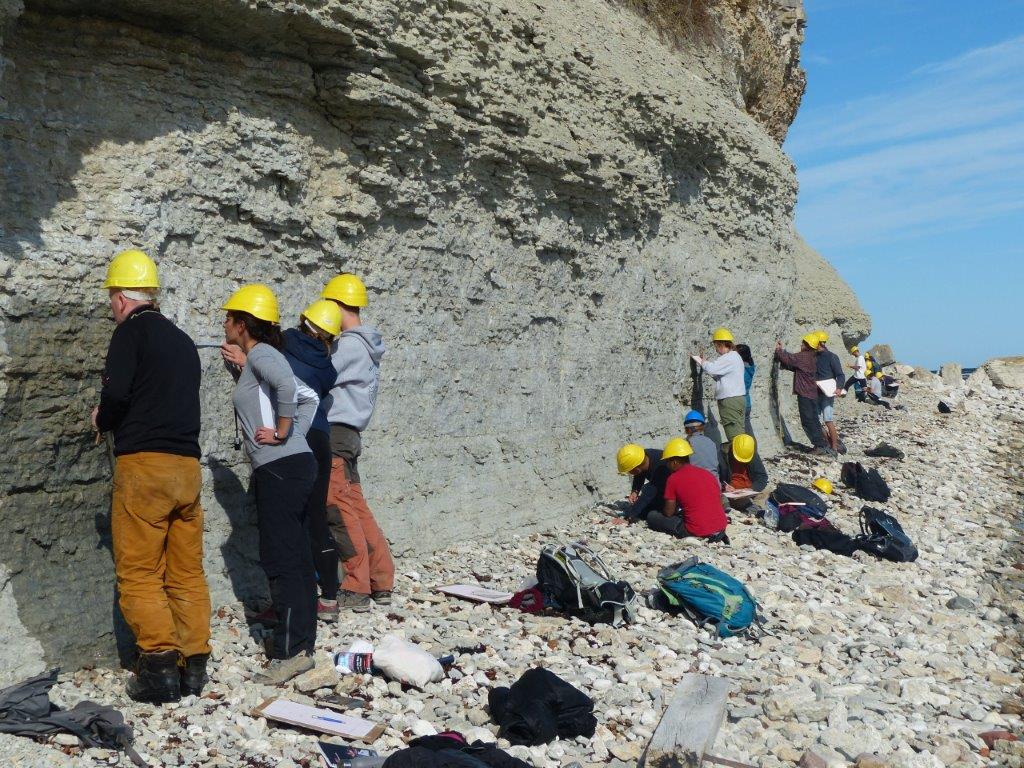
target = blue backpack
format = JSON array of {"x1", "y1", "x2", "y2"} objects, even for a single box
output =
[{"x1": 656, "y1": 557, "x2": 761, "y2": 638}]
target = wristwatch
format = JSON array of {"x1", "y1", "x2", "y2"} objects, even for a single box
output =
[{"x1": 273, "y1": 430, "x2": 281, "y2": 441}]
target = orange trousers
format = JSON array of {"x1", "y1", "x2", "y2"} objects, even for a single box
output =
[
  {"x1": 326, "y1": 458, "x2": 394, "y2": 595},
  {"x1": 111, "y1": 452, "x2": 211, "y2": 656}
]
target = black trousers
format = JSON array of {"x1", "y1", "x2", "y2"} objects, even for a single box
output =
[
  {"x1": 305, "y1": 429, "x2": 340, "y2": 601},
  {"x1": 647, "y1": 511, "x2": 730, "y2": 543},
  {"x1": 254, "y1": 452, "x2": 317, "y2": 659},
  {"x1": 797, "y1": 395, "x2": 828, "y2": 448}
]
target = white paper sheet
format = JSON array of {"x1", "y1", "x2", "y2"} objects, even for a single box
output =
[
  {"x1": 816, "y1": 379, "x2": 838, "y2": 397},
  {"x1": 436, "y1": 584, "x2": 514, "y2": 604},
  {"x1": 724, "y1": 488, "x2": 758, "y2": 499},
  {"x1": 260, "y1": 698, "x2": 378, "y2": 739}
]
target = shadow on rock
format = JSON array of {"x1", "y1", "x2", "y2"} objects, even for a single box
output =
[{"x1": 208, "y1": 456, "x2": 265, "y2": 606}]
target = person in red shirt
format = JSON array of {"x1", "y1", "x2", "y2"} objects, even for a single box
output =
[{"x1": 647, "y1": 438, "x2": 729, "y2": 543}]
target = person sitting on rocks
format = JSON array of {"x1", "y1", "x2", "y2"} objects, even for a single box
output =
[
  {"x1": 775, "y1": 334, "x2": 832, "y2": 455},
  {"x1": 720, "y1": 434, "x2": 769, "y2": 509},
  {"x1": 682, "y1": 410, "x2": 724, "y2": 482},
  {"x1": 866, "y1": 372, "x2": 892, "y2": 409},
  {"x1": 647, "y1": 438, "x2": 729, "y2": 543},
  {"x1": 616, "y1": 443, "x2": 671, "y2": 522}
]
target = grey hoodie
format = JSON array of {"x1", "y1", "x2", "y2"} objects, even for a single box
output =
[{"x1": 326, "y1": 325, "x2": 385, "y2": 431}]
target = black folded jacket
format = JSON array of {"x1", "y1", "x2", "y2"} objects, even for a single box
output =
[{"x1": 488, "y1": 667, "x2": 597, "y2": 746}]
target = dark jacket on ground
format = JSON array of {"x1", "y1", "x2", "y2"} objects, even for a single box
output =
[
  {"x1": 384, "y1": 734, "x2": 531, "y2": 768},
  {"x1": 488, "y1": 668, "x2": 597, "y2": 746},
  {"x1": 97, "y1": 305, "x2": 201, "y2": 457},
  {"x1": 775, "y1": 347, "x2": 819, "y2": 400},
  {"x1": 816, "y1": 348, "x2": 845, "y2": 390},
  {"x1": 282, "y1": 328, "x2": 335, "y2": 434}
]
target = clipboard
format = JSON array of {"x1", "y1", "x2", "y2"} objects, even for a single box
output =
[
  {"x1": 436, "y1": 584, "x2": 513, "y2": 604},
  {"x1": 254, "y1": 698, "x2": 384, "y2": 742}
]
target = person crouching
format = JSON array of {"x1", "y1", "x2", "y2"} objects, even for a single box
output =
[{"x1": 647, "y1": 438, "x2": 729, "y2": 543}]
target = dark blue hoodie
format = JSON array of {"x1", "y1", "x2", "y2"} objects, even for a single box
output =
[{"x1": 282, "y1": 328, "x2": 336, "y2": 434}]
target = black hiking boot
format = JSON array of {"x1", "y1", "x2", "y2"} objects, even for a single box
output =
[
  {"x1": 180, "y1": 653, "x2": 209, "y2": 698},
  {"x1": 127, "y1": 650, "x2": 181, "y2": 704}
]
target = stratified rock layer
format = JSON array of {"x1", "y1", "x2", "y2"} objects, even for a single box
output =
[{"x1": 0, "y1": 0, "x2": 868, "y2": 669}]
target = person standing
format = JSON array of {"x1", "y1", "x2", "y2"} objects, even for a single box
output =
[
  {"x1": 775, "y1": 333, "x2": 831, "y2": 455},
  {"x1": 813, "y1": 331, "x2": 845, "y2": 453},
  {"x1": 734, "y1": 343, "x2": 757, "y2": 437},
  {"x1": 221, "y1": 284, "x2": 319, "y2": 684},
  {"x1": 91, "y1": 249, "x2": 210, "y2": 704},
  {"x1": 846, "y1": 345, "x2": 867, "y2": 400},
  {"x1": 695, "y1": 328, "x2": 747, "y2": 445},
  {"x1": 320, "y1": 274, "x2": 394, "y2": 613}
]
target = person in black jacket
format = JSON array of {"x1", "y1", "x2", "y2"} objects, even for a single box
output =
[
  {"x1": 90, "y1": 249, "x2": 210, "y2": 705},
  {"x1": 814, "y1": 332, "x2": 846, "y2": 453},
  {"x1": 616, "y1": 444, "x2": 672, "y2": 522}
]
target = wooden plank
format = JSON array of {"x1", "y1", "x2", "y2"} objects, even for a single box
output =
[{"x1": 642, "y1": 674, "x2": 730, "y2": 768}]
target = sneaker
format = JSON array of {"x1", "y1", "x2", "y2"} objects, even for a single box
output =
[
  {"x1": 317, "y1": 598, "x2": 338, "y2": 620},
  {"x1": 336, "y1": 590, "x2": 371, "y2": 612},
  {"x1": 371, "y1": 590, "x2": 392, "y2": 606},
  {"x1": 253, "y1": 652, "x2": 314, "y2": 685}
]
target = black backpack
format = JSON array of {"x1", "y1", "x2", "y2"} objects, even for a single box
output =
[
  {"x1": 536, "y1": 543, "x2": 638, "y2": 627},
  {"x1": 855, "y1": 507, "x2": 918, "y2": 562},
  {"x1": 841, "y1": 462, "x2": 891, "y2": 502},
  {"x1": 769, "y1": 483, "x2": 828, "y2": 516}
]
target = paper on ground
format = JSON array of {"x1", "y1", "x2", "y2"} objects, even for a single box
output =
[
  {"x1": 724, "y1": 488, "x2": 758, "y2": 499},
  {"x1": 436, "y1": 584, "x2": 513, "y2": 604},
  {"x1": 816, "y1": 379, "x2": 838, "y2": 397},
  {"x1": 255, "y1": 698, "x2": 383, "y2": 741}
]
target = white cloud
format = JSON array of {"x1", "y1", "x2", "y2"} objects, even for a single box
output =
[{"x1": 789, "y1": 35, "x2": 1024, "y2": 251}]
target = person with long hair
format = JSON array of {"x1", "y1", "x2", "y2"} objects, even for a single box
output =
[
  {"x1": 734, "y1": 343, "x2": 756, "y2": 438},
  {"x1": 220, "y1": 284, "x2": 320, "y2": 684}
]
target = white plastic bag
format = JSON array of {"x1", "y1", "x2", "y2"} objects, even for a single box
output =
[{"x1": 372, "y1": 634, "x2": 443, "y2": 689}]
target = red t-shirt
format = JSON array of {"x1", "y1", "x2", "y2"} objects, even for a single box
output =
[{"x1": 663, "y1": 464, "x2": 728, "y2": 537}]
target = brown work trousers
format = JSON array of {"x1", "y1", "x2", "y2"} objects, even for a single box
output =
[
  {"x1": 111, "y1": 452, "x2": 211, "y2": 657},
  {"x1": 326, "y1": 458, "x2": 394, "y2": 595}
]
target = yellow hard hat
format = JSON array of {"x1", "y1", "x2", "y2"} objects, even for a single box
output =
[
  {"x1": 850, "y1": 346, "x2": 859, "y2": 354},
  {"x1": 616, "y1": 444, "x2": 646, "y2": 474},
  {"x1": 816, "y1": 331, "x2": 829, "y2": 346},
  {"x1": 322, "y1": 273, "x2": 368, "y2": 307},
  {"x1": 712, "y1": 328, "x2": 734, "y2": 343},
  {"x1": 731, "y1": 434, "x2": 756, "y2": 464},
  {"x1": 802, "y1": 333, "x2": 820, "y2": 349},
  {"x1": 864, "y1": 352, "x2": 872, "y2": 359},
  {"x1": 875, "y1": 372, "x2": 883, "y2": 379},
  {"x1": 812, "y1": 477, "x2": 833, "y2": 495},
  {"x1": 222, "y1": 284, "x2": 280, "y2": 324},
  {"x1": 661, "y1": 437, "x2": 694, "y2": 461},
  {"x1": 302, "y1": 299, "x2": 342, "y2": 337},
  {"x1": 103, "y1": 249, "x2": 160, "y2": 289}
]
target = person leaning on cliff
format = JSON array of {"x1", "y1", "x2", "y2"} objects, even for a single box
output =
[
  {"x1": 320, "y1": 274, "x2": 395, "y2": 613},
  {"x1": 90, "y1": 249, "x2": 211, "y2": 705},
  {"x1": 774, "y1": 333, "x2": 833, "y2": 456},
  {"x1": 221, "y1": 284, "x2": 321, "y2": 686},
  {"x1": 694, "y1": 328, "x2": 747, "y2": 445},
  {"x1": 813, "y1": 331, "x2": 846, "y2": 454},
  {"x1": 615, "y1": 443, "x2": 672, "y2": 523},
  {"x1": 734, "y1": 343, "x2": 757, "y2": 438},
  {"x1": 647, "y1": 438, "x2": 730, "y2": 544}
]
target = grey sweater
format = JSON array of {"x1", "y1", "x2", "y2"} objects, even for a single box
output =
[{"x1": 232, "y1": 343, "x2": 318, "y2": 469}]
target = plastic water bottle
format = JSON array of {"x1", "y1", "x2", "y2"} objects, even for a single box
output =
[
  {"x1": 333, "y1": 651, "x2": 374, "y2": 674},
  {"x1": 763, "y1": 502, "x2": 779, "y2": 530}
]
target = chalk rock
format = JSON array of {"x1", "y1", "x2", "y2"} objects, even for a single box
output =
[
  {"x1": 940, "y1": 363, "x2": 963, "y2": 386},
  {"x1": 983, "y1": 356, "x2": 1024, "y2": 389}
]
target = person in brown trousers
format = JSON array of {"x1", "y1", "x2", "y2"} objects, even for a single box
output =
[
  {"x1": 91, "y1": 249, "x2": 211, "y2": 704},
  {"x1": 321, "y1": 274, "x2": 395, "y2": 613}
]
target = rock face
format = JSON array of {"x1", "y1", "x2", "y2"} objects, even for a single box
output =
[
  {"x1": 867, "y1": 344, "x2": 895, "y2": 368},
  {"x1": 0, "y1": 0, "x2": 868, "y2": 668},
  {"x1": 940, "y1": 363, "x2": 963, "y2": 387},
  {"x1": 982, "y1": 357, "x2": 1024, "y2": 390}
]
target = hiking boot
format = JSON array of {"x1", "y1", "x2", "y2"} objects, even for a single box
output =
[
  {"x1": 180, "y1": 653, "x2": 209, "y2": 698},
  {"x1": 371, "y1": 590, "x2": 392, "y2": 606},
  {"x1": 336, "y1": 590, "x2": 371, "y2": 612},
  {"x1": 317, "y1": 598, "x2": 338, "y2": 620},
  {"x1": 254, "y1": 652, "x2": 314, "y2": 686},
  {"x1": 127, "y1": 650, "x2": 181, "y2": 704}
]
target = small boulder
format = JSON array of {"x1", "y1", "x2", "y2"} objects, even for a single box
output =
[
  {"x1": 939, "y1": 362, "x2": 962, "y2": 386},
  {"x1": 979, "y1": 730, "x2": 1019, "y2": 750},
  {"x1": 983, "y1": 356, "x2": 1024, "y2": 389}
]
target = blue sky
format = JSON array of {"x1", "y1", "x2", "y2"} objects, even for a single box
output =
[{"x1": 786, "y1": 0, "x2": 1024, "y2": 369}]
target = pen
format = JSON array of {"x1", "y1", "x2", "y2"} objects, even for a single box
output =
[{"x1": 313, "y1": 715, "x2": 347, "y2": 724}]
